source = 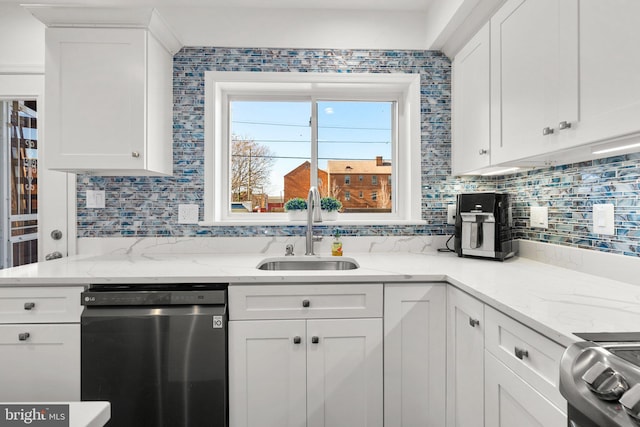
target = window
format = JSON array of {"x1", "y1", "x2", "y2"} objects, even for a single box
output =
[
  {"x1": 359, "y1": 191, "x2": 363, "y2": 198},
  {"x1": 372, "y1": 175, "x2": 378, "y2": 185},
  {"x1": 371, "y1": 192, "x2": 378, "y2": 201},
  {"x1": 204, "y1": 71, "x2": 421, "y2": 224},
  {"x1": 358, "y1": 175, "x2": 363, "y2": 182}
]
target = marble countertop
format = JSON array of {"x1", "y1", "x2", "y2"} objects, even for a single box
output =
[{"x1": 1, "y1": 249, "x2": 640, "y2": 347}]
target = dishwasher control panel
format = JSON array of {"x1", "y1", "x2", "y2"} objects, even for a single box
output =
[{"x1": 81, "y1": 284, "x2": 227, "y2": 306}]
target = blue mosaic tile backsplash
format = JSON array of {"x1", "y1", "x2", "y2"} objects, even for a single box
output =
[{"x1": 76, "y1": 47, "x2": 640, "y2": 258}]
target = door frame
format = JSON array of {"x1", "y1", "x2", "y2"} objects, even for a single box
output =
[{"x1": 0, "y1": 74, "x2": 76, "y2": 263}]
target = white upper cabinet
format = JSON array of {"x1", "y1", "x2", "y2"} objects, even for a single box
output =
[
  {"x1": 561, "y1": 0, "x2": 640, "y2": 150},
  {"x1": 489, "y1": 0, "x2": 640, "y2": 166},
  {"x1": 27, "y1": 7, "x2": 181, "y2": 176},
  {"x1": 490, "y1": 0, "x2": 569, "y2": 164},
  {"x1": 452, "y1": 22, "x2": 491, "y2": 175}
]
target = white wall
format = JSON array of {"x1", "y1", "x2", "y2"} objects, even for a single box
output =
[
  {"x1": 156, "y1": 6, "x2": 429, "y2": 50},
  {"x1": 0, "y1": 4, "x2": 45, "y2": 73}
]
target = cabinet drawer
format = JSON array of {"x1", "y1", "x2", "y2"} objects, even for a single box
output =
[
  {"x1": 0, "y1": 287, "x2": 83, "y2": 324},
  {"x1": 0, "y1": 324, "x2": 80, "y2": 401},
  {"x1": 229, "y1": 284, "x2": 383, "y2": 320},
  {"x1": 485, "y1": 306, "x2": 566, "y2": 410}
]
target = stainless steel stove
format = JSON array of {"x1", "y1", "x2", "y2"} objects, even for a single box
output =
[{"x1": 560, "y1": 333, "x2": 640, "y2": 427}]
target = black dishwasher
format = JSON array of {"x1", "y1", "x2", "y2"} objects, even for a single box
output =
[{"x1": 81, "y1": 283, "x2": 228, "y2": 427}]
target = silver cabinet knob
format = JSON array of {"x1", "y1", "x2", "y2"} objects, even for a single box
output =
[
  {"x1": 469, "y1": 318, "x2": 480, "y2": 327},
  {"x1": 18, "y1": 332, "x2": 30, "y2": 341},
  {"x1": 293, "y1": 336, "x2": 302, "y2": 344},
  {"x1": 24, "y1": 302, "x2": 35, "y2": 310},
  {"x1": 559, "y1": 121, "x2": 572, "y2": 130},
  {"x1": 311, "y1": 336, "x2": 320, "y2": 344},
  {"x1": 582, "y1": 361, "x2": 629, "y2": 401},
  {"x1": 302, "y1": 299, "x2": 310, "y2": 308},
  {"x1": 131, "y1": 151, "x2": 140, "y2": 158},
  {"x1": 478, "y1": 149, "x2": 489, "y2": 155},
  {"x1": 514, "y1": 347, "x2": 529, "y2": 360},
  {"x1": 542, "y1": 127, "x2": 555, "y2": 136}
]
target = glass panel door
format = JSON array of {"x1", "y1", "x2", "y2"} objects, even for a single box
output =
[{"x1": 1, "y1": 100, "x2": 38, "y2": 268}]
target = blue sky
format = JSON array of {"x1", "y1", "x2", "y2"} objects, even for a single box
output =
[{"x1": 231, "y1": 100, "x2": 392, "y2": 196}]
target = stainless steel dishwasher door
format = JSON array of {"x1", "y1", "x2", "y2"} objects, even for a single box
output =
[{"x1": 81, "y1": 299, "x2": 227, "y2": 427}]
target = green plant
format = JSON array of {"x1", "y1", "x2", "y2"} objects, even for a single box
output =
[
  {"x1": 321, "y1": 197, "x2": 343, "y2": 212},
  {"x1": 284, "y1": 197, "x2": 307, "y2": 211}
]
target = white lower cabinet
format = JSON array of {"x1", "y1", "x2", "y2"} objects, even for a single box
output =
[
  {"x1": 446, "y1": 286, "x2": 485, "y2": 427},
  {"x1": 485, "y1": 352, "x2": 566, "y2": 427},
  {"x1": 0, "y1": 324, "x2": 80, "y2": 401},
  {"x1": 230, "y1": 318, "x2": 382, "y2": 427},
  {"x1": 384, "y1": 283, "x2": 447, "y2": 427},
  {"x1": 0, "y1": 286, "x2": 82, "y2": 401},
  {"x1": 229, "y1": 320, "x2": 307, "y2": 427},
  {"x1": 229, "y1": 283, "x2": 568, "y2": 427},
  {"x1": 229, "y1": 284, "x2": 383, "y2": 427}
]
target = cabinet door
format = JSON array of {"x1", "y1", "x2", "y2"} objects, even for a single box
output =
[
  {"x1": 0, "y1": 324, "x2": 80, "y2": 401},
  {"x1": 447, "y1": 287, "x2": 484, "y2": 427},
  {"x1": 229, "y1": 320, "x2": 307, "y2": 427},
  {"x1": 485, "y1": 352, "x2": 566, "y2": 427},
  {"x1": 306, "y1": 318, "x2": 383, "y2": 427},
  {"x1": 490, "y1": 0, "x2": 565, "y2": 163},
  {"x1": 46, "y1": 28, "x2": 146, "y2": 171},
  {"x1": 560, "y1": 0, "x2": 640, "y2": 148},
  {"x1": 452, "y1": 22, "x2": 491, "y2": 175},
  {"x1": 384, "y1": 284, "x2": 446, "y2": 427}
]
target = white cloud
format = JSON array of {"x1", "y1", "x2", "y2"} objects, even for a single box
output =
[{"x1": 324, "y1": 107, "x2": 334, "y2": 115}]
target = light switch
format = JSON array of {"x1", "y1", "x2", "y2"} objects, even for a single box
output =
[
  {"x1": 178, "y1": 204, "x2": 199, "y2": 224},
  {"x1": 530, "y1": 206, "x2": 548, "y2": 229},
  {"x1": 593, "y1": 204, "x2": 615, "y2": 235},
  {"x1": 86, "y1": 190, "x2": 105, "y2": 209}
]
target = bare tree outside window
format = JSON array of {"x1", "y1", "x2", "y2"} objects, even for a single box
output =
[
  {"x1": 231, "y1": 136, "x2": 275, "y2": 203},
  {"x1": 378, "y1": 180, "x2": 391, "y2": 209}
]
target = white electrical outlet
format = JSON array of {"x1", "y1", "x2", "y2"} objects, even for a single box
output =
[
  {"x1": 530, "y1": 206, "x2": 548, "y2": 229},
  {"x1": 447, "y1": 205, "x2": 457, "y2": 225},
  {"x1": 178, "y1": 204, "x2": 199, "y2": 224},
  {"x1": 593, "y1": 204, "x2": 615, "y2": 235},
  {"x1": 86, "y1": 190, "x2": 105, "y2": 209}
]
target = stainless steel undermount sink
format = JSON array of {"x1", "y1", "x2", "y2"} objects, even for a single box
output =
[{"x1": 256, "y1": 256, "x2": 360, "y2": 271}]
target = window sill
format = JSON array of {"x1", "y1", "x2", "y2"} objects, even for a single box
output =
[{"x1": 197, "y1": 219, "x2": 427, "y2": 227}]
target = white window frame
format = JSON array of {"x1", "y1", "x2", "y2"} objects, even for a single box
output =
[{"x1": 203, "y1": 71, "x2": 422, "y2": 225}]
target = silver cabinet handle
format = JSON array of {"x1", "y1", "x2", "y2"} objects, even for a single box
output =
[
  {"x1": 469, "y1": 318, "x2": 480, "y2": 327},
  {"x1": 18, "y1": 332, "x2": 30, "y2": 341},
  {"x1": 478, "y1": 149, "x2": 489, "y2": 155},
  {"x1": 514, "y1": 347, "x2": 529, "y2": 360},
  {"x1": 302, "y1": 299, "x2": 310, "y2": 308},
  {"x1": 293, "y1": 336, "x2": 302, "y2": 344},
  {"x1": 542, "y1": 127, "x2": 554, "y2": 136},
  {"x1": 23, "y1": 302, "x2": 35, "y2": 310},
  {"x1": 559, "y1": 121, "x2": 572, "y2": 130},
  {"x1": 132, "y1": 151, "x2": 140, "y2": 158},
  {"x1": 311, "y1": 336, "x2": 320, "y2": 344}
]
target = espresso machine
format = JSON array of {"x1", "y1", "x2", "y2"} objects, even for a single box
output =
[{"x1": 454, "y1": 193, "x2": 516, "y2": 261}]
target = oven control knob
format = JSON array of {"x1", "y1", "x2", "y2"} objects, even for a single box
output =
[
  {"x1": 582, "y1": 361, "x2": 629, "y2": 401},
  {"x1": 620, "y1": 384, "x2": 640, "y2": 425}
]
